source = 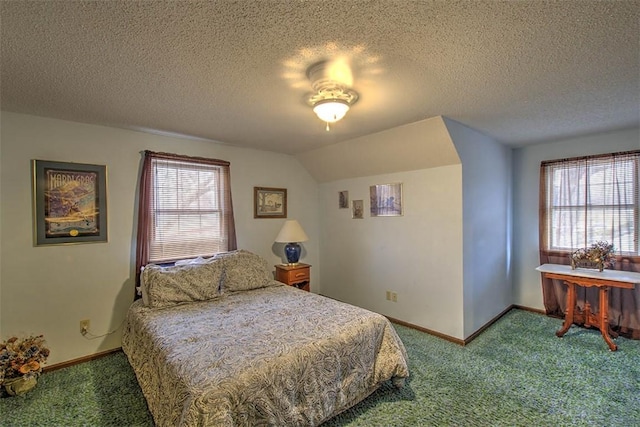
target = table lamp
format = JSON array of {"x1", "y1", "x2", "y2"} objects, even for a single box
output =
[{"x1": 275, "y1": 220, "x2": 309, "y2": 265}]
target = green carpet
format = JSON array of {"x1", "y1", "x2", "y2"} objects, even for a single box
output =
[{"x1": 1, "y1": 309, "x2": 638, "y2": 426}]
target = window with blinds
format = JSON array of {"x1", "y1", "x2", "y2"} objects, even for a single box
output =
[
  {"x1": 541, "y1": 150, "x2": 639, "y2": 255},
  {"x1": 148, "y1": 156, "x2": 231, "y2": 262}
]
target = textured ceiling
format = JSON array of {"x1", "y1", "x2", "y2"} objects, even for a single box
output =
[{"x1": 1, "y1": 1, "x2": 639, "y2": 154}]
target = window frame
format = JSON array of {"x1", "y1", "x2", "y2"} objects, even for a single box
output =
[
  {"x1": 135, "y1": 151, "x2": 236, "y2": 287},
  {"x1": 541, "y1": 150, "x2": 640, "y2": 257},
  {"x1": 148, "y1": 158, "x2": 228, "y2": 263}
]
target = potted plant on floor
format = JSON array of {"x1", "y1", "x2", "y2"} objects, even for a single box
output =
[{"x1": 0, "y1": 334, "x2": 50, "y2": 396}]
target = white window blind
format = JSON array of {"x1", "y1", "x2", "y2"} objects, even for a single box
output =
[
  {"x1": 542, "y1": 150, "x2": 639, "y2": 255},
  {"x1": 149, "y1": 157, "x2": 231, "y2": 262}
]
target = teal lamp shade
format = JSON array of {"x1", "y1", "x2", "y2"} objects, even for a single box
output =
[{"x1": 275, "y1": 220, "x2": 309, "y2": 264}]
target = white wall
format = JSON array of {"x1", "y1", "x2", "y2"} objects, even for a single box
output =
[
  {"x1": 445, "y1": 119, "x2": 512, "y2": 338},
  {"x1": 5, "y1": 110, "x2": 628, "y2": 365},
  {"x1": 306, "y1": 117, "x2": 466, "y2": 339},
  {"x1": 311, "y1": 115, "x2": 515, "y2": 341},
  {"x1": 0, "y1": 112, "x2": 319, "y2": 366},
  {"x1": 512, "y1": 127, "x2": 639, "y2": 310},
  {"x1": 319, "y1": 166, "x2": 465, "y2": 339}
]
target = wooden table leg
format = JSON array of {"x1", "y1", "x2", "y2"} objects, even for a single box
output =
[
  {"x1": 556, "y1": 281, "x2": 575, "y2": 337},
  {"x1": 599, "y1": 287, "x2": 617, "y2": 351},
  {"x1": 540, "y1": 267, "x2": 636, "y2": 351}
]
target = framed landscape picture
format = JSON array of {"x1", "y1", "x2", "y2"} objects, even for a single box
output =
[
  {"x1": 254, "y1": 187, "x2": 287, "y2": 218},
  {"x1": 32, "y1": 160, "x2": 108, "y2": 246},
  {"x1": 370, "y1": 183, "x2": 403, "y2": 217}
]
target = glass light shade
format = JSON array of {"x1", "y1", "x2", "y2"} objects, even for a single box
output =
[{"x1": 313, "y1": 100, "x2": 350, "y2": 123}]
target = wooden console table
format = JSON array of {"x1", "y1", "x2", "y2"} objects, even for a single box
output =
[{"x1": 536, "y1": 264, "x2": 639, "y2": 351}]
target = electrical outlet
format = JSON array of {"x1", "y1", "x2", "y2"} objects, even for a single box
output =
[
  {"x1": 80, "y1": 319, "x2": 90, "y2": 335},
  {"x1": 391, "y1": 292, "x2": 398, "y2": 302},
  {"x1": 386, "y1": 290, "x2": 391, "y2": 300}
]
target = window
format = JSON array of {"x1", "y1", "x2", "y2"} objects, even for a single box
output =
[
  {"x1": 540, "y1": 150, "x2": 639, "y2": 256},
  {"x1": 136, "y1": 152, "x2": 236, "y2": 278},
  {"x1": 149, "y1": 157, "x2": 233, "y2": 261}
]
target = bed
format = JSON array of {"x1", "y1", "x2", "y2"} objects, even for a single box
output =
[{"x1": 122, "y1": 250, "x2": 409, "y2": 426}]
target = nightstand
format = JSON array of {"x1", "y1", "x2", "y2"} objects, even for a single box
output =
[{"x1": 275, "y1": 263, "x2": 311, "y2": 292}]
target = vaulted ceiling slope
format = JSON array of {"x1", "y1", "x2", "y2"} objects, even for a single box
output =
[
  {"x1": 1, "y1": 1, "x2": 638, "y2": 155},
  {"x1": 297, "y1": 116, "x2": 460, "y2": 183}
]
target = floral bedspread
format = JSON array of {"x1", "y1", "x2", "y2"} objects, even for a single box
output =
[{"x1": 122, "y1": 284, "x2": 409, "y2": 426}]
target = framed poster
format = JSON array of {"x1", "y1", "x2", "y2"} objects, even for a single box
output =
[
  {"x1": 370, "y1": 183, "x2": 403, "y2": 217},
  {"x1": 32, "y1": 160, "x2": 108, "y2": 245},
  {"x1": 254, "y1": 187, "x2": 287, "y2": 218},
  {"x1": 352, "y1": 200, "x2": 364, "y2": 219},
  {"x1": 339, "y1": 190, "x2": 349, "y2": 209}
]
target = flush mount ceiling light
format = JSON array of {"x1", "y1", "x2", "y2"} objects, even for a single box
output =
[{"x1": 306, "y1": 61, "x2": 359, "y2": 131}]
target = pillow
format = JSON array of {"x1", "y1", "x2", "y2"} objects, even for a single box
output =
[
  {"x1": 174, "y1": 256, "x2": 205, "y2": 266},
  {"x1": 220, "y1": 250, "x2": 274, "y2": 292},
  {"x1": 174, "y1": 256, "x2": 218, "y2": 266},
  {"x1": 141, "y1": 259, "x2": 225, "y2": 308}
]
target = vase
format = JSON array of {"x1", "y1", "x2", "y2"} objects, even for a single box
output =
[
  {"x1": 4, "y1": 376, "x2": 38, "y2": 396},
  {"x1": 284, "y1": 242, "x2": 301, "y2": 264},
  {"x1": 571, "y1": 258, "x2": 604, "y2": 272}
]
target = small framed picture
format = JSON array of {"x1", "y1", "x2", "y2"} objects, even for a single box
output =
[
  {"x1": 254, "y1": 187, "x2": 287, "y2": 218},
  {"x1": 370, "y1": 183, "x2": 403, "y2": 217},
  {"x1": 352, "y1": 200, "x2": 364, "y2": 219},
  {"x1": 32, "y1": 159, "x2": 108, "y2": 246},
  {"x1": 339, "y1": 190, "x2": 349, "y2": 209}
]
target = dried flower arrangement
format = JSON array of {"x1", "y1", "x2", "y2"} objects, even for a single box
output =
[
  {"x1": 0, "y1": 334, "x2": 50, "y2": 396},
  {"x1": 571, "y1": 241, "x2": 615, "y2": 272}
]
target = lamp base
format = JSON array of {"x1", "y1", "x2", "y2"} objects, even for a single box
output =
[{"x1": 284, "y1": 242, "x2": 301, "y2": 264}]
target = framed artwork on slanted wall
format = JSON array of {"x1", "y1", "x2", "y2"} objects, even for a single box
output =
[
  {"x1": 370, "y1": 183, "x2": 403, "y2": 217},
  {"x1": 352, "y1": 200, "x2": 364, "y2": 219},
  {"x1": 339, "y1": 190, "x2": 349, "y2": 209}
]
